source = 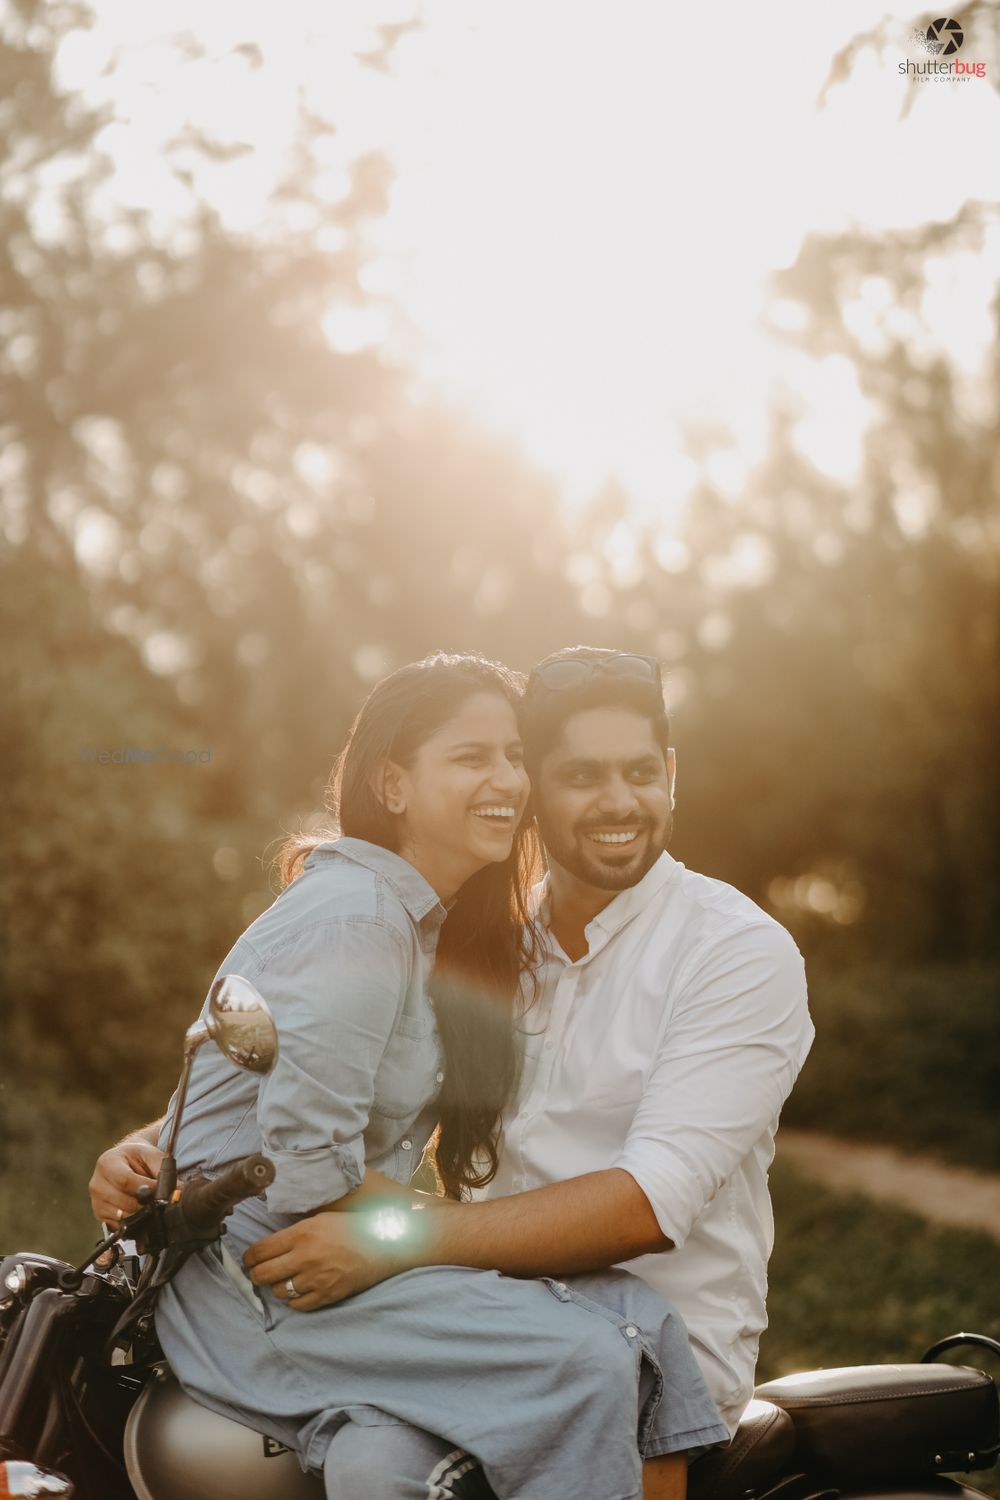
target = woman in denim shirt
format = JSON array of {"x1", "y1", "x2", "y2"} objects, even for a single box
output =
[{"x1": 97, "y1": 653, "x2": 727, "y2": 1499}]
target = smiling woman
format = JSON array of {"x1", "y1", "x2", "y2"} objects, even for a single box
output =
[
  {"x1": 276, "y1": 651, "x2": 542, "y2": 1202},
  {"x1": 378, "y1": 691, "x2": 531, "y2": 904}
]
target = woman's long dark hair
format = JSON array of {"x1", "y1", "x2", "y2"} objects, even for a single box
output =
[{"x1": 277, "y1": 653, "x2": 542, "y2": 1199}]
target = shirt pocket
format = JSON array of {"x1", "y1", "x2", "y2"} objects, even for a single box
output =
[
  {"x1": 569, "y1": 1069, "x2": 645, "y2": 1115},
  {"x1": 370, "y1": 1022, "x2": 440, "y2": 1121},
  {"x1": 585, "y1": 1092, "x2": 644, "y2": 1132},
  {"x1": 394, "y1": 1010, "x2": 436, "y2": 1040},
  {"x1": 561, "y1": 1031, "x2": 647, "y2": 1112},
  {"x1": 205, "y1": 1239, "x2": 276, "y2": 1332}
]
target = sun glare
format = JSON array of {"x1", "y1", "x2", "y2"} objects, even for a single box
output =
[{"x1": 52, "y1": 0, "x2": 1000, "y2": 524}]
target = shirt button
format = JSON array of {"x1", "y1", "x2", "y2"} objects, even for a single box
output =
[
  {"x1": 435, "y1": 1071, "x2": 444, "y2": 1083},
  {"x1": 400, "y1": 1139, "x2": 413, "y2": 1151},
  {"x1": 543, "y1": 1037, "x2": 554, "y2": 1050},
  {"x1": 625, "y1": 1325, "x2": 639, "y2": 1339}
]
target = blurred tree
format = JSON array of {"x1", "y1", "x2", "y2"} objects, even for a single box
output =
[
  {"x1": 1, "y1": 0, "x2": 585, "y2": 828},
  {"x1": 0, "y1": 549, "x2": 245, "y2": 1104},
  {"x1": 656, "y1": 207, "x2": 1000, "y2": 962},
  {"x1": 0, "y1": 0, "x2": 585, "y2": 1144}
]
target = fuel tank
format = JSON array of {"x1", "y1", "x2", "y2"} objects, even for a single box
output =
[{"x1": 123, "y1": 1364, "x2": 323, "y2": 1500}]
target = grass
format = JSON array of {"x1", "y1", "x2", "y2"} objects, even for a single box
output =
[
  {"x1": 0, "y1": 1074, "x2": 135, "y2": 1264},
  {"x1": 761, "y1": 1159, "x2": 1000, "y2": 1496},
  {"x1": 781, "y1": 960, "x2": 1000, "y2": 1172}
]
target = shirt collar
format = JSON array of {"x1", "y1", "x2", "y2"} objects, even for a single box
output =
[
  {"x1": 311, "y1": 836, "x2": 448, "y2": 931},
  {"x1": 534, "y1": 851, "x2": 680, "y2": 959}
]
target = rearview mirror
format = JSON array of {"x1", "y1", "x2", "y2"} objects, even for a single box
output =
[
  {"x1": 158, "y1": 976, "x2": 278, "y2": 1198},
  {"x1": 202, "y1": 974, "x2": 278, "y2": 1074}
]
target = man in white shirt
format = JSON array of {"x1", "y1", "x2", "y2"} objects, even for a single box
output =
[
  {"x1": 490, "y1": 647, "x2": 814, "y2": 1427},
  {"x1": 92, "y1": 645, "x2": 812, "y2": 1497}
]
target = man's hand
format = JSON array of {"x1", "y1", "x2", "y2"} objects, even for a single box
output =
[
  {"x1": 89, "y1": 1137, "x2": 165, "y2": 1223},
  {"x1": 244, "y1": 1209, "x2": 413, "y2": 1312}
]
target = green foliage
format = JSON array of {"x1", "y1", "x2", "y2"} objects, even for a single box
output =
[
  {"x1": 782, "y1": 962, "x2": 1000, "y2": 1170},
  {"x1": 0, "y1": 1076, "x2": 120, "y2": 1263},
  {"x1": 0, "y1": 554, "x2": 260, "y2": 1112}
]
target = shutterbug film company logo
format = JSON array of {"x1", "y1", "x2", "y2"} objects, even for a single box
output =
[{"x1": 900, "y1": 16, "x2": 987, "y2": 79}]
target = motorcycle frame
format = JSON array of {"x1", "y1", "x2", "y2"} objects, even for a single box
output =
[{"x1": 0, "y1": 1263, "x2": 145, "y2": 1500}]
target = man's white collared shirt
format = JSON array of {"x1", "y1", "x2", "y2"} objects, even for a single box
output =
[{"x1": 487, "y1": 852, "x2": 813, "y2": 1431}]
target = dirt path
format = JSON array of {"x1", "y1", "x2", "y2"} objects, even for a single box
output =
[{"x1": 776, "y1": 1129, "x2": 1000, "y2": 1243}]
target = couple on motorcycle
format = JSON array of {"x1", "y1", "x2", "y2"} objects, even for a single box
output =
[{"x1": 90, "y1": 644, "x2": 813, "y2": 1500}]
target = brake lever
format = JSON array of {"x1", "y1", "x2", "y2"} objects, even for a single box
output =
[{"x1": 58, "y1": 1189, "x2": 160, "y2": 1290}]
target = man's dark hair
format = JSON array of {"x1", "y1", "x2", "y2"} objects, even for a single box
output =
[{"x1": 519, "y1": 645, "x2": 671, "y2": 777}]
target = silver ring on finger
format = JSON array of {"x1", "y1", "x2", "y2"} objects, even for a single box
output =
[{"x1": 285, "y1": 1276, "x2": 302, "y2": 1298}]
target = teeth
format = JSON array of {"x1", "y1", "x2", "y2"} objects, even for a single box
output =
[
  {"x1": 473, "y1": 806, "x2": 516, "y2": 818},
  {"x1": 589, "y1": 831, "x2": 639, "y2": 844}
]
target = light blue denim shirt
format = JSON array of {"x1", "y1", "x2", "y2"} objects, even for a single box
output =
[{"x1": 160, "y1": 838, "x2": 447, "y2": 1240}]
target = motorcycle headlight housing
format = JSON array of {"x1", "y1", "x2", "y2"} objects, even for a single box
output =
[{"x1": 0, "y1": 1461, "x2": 74, "y2": 1498}]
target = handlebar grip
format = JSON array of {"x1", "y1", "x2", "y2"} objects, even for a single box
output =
[{"x1": 179, "y1": 1154, "x2": 275, "y2": 1234}]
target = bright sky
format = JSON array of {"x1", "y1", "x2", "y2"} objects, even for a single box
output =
[{"x1": 44, "y1": 0, "x2": 1000, "y2": 522}]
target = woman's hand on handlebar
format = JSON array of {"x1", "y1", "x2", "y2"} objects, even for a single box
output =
[{"x1": 89, "y1": 1137, "x2": 165, "y2": 1222}]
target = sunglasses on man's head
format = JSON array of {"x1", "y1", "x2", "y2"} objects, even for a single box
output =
[{"x1": 528, "y1": 653, "x2": 663, "y2": 695}]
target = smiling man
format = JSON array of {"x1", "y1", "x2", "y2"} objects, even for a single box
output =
[
  {"x1": 465, "y1": 647, "x2": 813, "y2": 1417},
  {"x1": 482, "y1": 648, "x2": 814, "y2": 1412},
  {"x1": 523, "y1": 649, "x2": 679, "y2": 930}
]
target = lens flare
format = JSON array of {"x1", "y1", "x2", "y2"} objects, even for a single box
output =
[{"x1": 371, "y1": 1208, "x2": 410, "y2": 1242}]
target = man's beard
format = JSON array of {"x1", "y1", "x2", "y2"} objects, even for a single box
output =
[{"x1": 540, "y1": 810, "x2": 673, "y2": 891}]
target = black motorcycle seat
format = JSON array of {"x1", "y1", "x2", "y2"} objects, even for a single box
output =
[
  {"x1": 689, "y1": 1399, "x2": 797, "y2": 1500},
  {"x1": 756, "y1": 1363, "x2": 1000, "y2": 1484}
]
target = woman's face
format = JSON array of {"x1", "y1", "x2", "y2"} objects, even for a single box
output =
[{"x1": 386, "y1": 691, "x2": 531, "y2": 899}]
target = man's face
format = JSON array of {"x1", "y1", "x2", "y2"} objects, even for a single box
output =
[{"x1": 533, "y1": 706, "x2": 676, "y2": 891}]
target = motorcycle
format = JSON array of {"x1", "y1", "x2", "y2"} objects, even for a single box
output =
[{"x1": 1, "y1": 976, "x2": 997, "y2": 1500}]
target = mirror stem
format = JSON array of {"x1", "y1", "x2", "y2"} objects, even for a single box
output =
[{"x1": 156, "y1": 1019, "x2": 210, "y2": 1200}]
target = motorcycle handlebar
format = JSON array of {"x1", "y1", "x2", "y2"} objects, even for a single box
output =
[{"x1": 179, "y1": 1154, "x2": 275, "y2": 1235}]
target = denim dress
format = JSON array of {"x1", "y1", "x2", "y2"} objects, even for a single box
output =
[{"x1": 154, "y1": 838, "x2": 727, "y2": 1500}]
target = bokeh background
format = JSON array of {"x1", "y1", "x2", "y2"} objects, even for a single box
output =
[{"x1": 1, "y1": 0, "x2": 998, "y2": 1428}]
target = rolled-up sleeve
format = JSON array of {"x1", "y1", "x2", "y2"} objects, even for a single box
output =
[
  {"x1": 252, "y1": 918, "x2": 411, "y2": 1215},
  {"x1": 616, "y1": 923, "x2": 812, "y2": 1251}
]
